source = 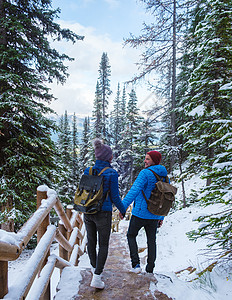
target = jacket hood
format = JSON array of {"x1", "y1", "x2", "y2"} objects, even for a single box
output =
[{"x1": 147, "y1": 165, "x2": 168, "y2": 177}]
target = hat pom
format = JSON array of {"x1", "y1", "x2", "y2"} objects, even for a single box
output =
[{"x1": 93, "y1": 138, "x2": 103, "y2": 149}]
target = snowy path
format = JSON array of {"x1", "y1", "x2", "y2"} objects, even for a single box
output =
[
  {"x1": 54, "y1": 222, "x2": 172, "y2": 300},
  {"x1": 53, "y1": 210, "x2": 232, "y2": 300},
  {"x1": 8, "y1": 206, "x2": 232, "y2": 299}
]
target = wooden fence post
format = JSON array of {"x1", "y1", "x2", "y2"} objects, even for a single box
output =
[
  {"x1": 37, "y1": 187, "x2": 50, "y2": 300},
  {"x1": 0, "y1": 261, "x2": 8, "y2": 298},
  {"x1": 58, "y1": 223, "x2": 69, "y2": 273}
]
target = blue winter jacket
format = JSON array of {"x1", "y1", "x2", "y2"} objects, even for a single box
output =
[
  {"x1": 84, "y1": 160, "x2": 126, "y2": 214},
  {"x1": 122, "y1": 165, "x2": 168, "y2": 220}
]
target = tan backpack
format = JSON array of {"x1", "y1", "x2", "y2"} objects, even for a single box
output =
[{"x1": 142, "y1": 169, "x2": 177, "y2": 216}]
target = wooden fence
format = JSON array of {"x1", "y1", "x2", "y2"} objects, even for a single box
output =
[{"x1": 0, "y1": 185, "x2": 86, "y2": 300}]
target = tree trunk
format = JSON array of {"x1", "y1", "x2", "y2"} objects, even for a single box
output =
[
  {"x1": 0, "y1": 0, "x2": 7, "y2": 47},
  {"x1": 206, "y1": 145, "x2": 214, "y2": 186},
  {"x1": 170, "y1": 0, "x2": 177, "y2": 170},
  {"x1": 178, "y1": 148, "x2": 186, "y2": 208}
]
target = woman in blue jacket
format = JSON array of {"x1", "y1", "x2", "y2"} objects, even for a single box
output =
[
  {"x1": 84, "y1": 138, "x2": 126, "y2": 289},
  {"x1": 122, "y1": 150, "x2": 167, "y2": 274}
]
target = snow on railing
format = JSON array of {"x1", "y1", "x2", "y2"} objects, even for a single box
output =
[{"x1": 0, "y1": 185, "x2": 86, "y2": 300}]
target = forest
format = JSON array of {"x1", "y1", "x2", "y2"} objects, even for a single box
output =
[{"x1": 0, "y1": 0, "x2": 232, "y2": 269}]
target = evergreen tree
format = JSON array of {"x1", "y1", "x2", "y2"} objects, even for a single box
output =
[
  {"x1": 119, "y1": 85, "x2": 127, "y2": 134},
  {"x1": 179, "y1": 0, "x2": 232, "y2": 260},
  {"x1": 174, "y1": 1, "x2": 209, "y2": 207},
  {"x1": 63, "y1": 110, "x2": 72, "y2": 166},
  {"x1": 56, "y1": 111, "x2": 74, "y2": 204},
  {"x1": 71, "y1": 112, "x2": 80, "y2": 188},
  {"x1": 0, "y1": 0, "x2": 83, "y2": 224},
  {"x1": 92, "y1": 81, "x2": 103, "y2": 138},
  {"x1": 98, "y1": 52, "x2": 112, "y2": 141},
  {"x1": 80, "y1": 117, "x2": 93, "y2": 172},
  {"x1": 118, "y1": 88, "x2": 144, "y2": 195},
  {"x1": 111, "y1": 83, "x2": 121, "y2": 150}
]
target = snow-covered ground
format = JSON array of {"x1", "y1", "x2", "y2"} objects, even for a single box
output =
[{"x1": 6, "y1": 175, "x2": 232, "y2": 299}]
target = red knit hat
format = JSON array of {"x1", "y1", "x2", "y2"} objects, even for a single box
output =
[{"x1": 147, "y1": 151, "x2": 162, "y2": 165}]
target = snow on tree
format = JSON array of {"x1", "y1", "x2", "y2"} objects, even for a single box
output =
[
  {"x1": 80, "y1": 117, "x2": 93, "y2": 172},
  {"x1": 0, "y1": 0, "x2": 83, "y2": 225},
  {"x1": 178, "y1": 0, "x2": 232, "y2": 260},
  {"x1": 117, "y1": 88, "x2": 144, "y2": 196},
  {"x1": 98, "y1": 52, "x2": 112, "y2": 141},
  {"x1": 70, "y1": 112, "x2": 80, "y2": 189},
  {"x1": 110, "y1": 83, "x2": 121, "y2": 150},
  {"x1": 92, "y1": 81, "x2": 103, "y2": 139}
]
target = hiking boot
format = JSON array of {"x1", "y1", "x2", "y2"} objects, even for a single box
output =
[
  {"x1": 131, "y1": 264, "x2": 142, "y2": 273},
  {"x1": 145, "y1": 265, "x2": 154, "y2": 274},
  {"x1": 90, "y1": 274, "x2": 105, "y2": 289}
]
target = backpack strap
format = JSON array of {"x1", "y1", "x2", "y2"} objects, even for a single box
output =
[
  {"x1": 88, "y1": 166, "x2": 110, "y2": 176},
  {"x1": 142, "y1": 190, "x2": 148, "y2": 202},
  {"x1": 148, "y1": 169, "x2": 161, "y2": 181},
  {"x1": 89, "y1": 167, "x2": 93, "y2": 175},
  {"x1": 148, "y1": 169, "x2": 169, "y2": 183},
  {"x1": 98, "y1": 167, "x2": 110, "y2": 176}
]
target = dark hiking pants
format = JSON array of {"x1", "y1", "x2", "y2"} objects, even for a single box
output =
[
  {"x1": 84, "y1": 211, "x2": 112, "y2": 275},
  {"x1": 127, "y1": 215, "x2": 159, "y2": 273}
]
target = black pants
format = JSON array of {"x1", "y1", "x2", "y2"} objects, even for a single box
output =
[
  {"x1": 127, "y1": 215, "x2": 159, "y2": 273},
  {"x1": 84, "y1": 211, "x2": 112, "y2": 275}
]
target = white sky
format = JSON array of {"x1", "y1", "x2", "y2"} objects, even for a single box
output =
[{"x1": 48, "y1": 0, "x2": 158, "y2": 117}]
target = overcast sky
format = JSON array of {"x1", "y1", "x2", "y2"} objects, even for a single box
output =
[{"x1": 48, "y1": 0, "x2": 156, "y2": 117}]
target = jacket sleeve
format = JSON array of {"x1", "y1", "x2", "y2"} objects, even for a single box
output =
[
  {"x1": 122, "y1": 170, "x2": 148, "y2": 210},
  {"x1": 109, "y1": 171, "x2": 126, "y2": 214}
]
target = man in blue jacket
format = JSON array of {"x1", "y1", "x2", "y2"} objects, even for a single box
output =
[
  {"x1": 84, "y1": 138, "x2": 126, "y2": 289},
  {"x1": 121, "y1": 150, "x2": 167, "y2": 274}
]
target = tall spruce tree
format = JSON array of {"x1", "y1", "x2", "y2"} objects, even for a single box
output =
[
  {"x1": 80, "y1": 117, "x2": 93, "y2": 172},
  {"x1": 111, "y1": 83, "x2": 121, "y2": 150},
  {"x1": 92, "y1": 81, "x2": 103, "y2": 138},
  {"x1": 98, "y1": 52, "x2": 112, "y2": 141},
  {"x1": 118, "y1": 88, "x2": 144, "y2": 194},
  {"x1": 56, "y1": 111, "x2": 74, "y2": 204},
  {"x1": 119, "y1": 85, "x2": 127, "y2": 135},
  {"x1": 63, "y1": 110, "x2": 72, "y2": 165},
  {"x1": 178, "y1": 0, "x2": 232, "y2": 260},
  {"x1": 0, "y1": 0, "x2": 83, "y2": 225},
  {"x1": 174, "y1": 1, "x2": 209, "y2": 207},
  {"x1": 71, "y1": 112, "x2": 80, "y2": 188}
]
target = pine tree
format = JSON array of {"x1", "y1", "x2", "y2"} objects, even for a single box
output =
[
  {"x1": 92, "y1": 81, "x2": 103, "y2": 138},
  {"x1": 71, "y1": 113, "x2": 80, "y2": 188},
  {"x1": 56, "y1": 111, "x2": 75, "y2": 204},
  {"x1": 0, "y1": 0, "x2": 83, "y2": 225},
  {"x1": 174, "y1": 1, "x2": 209, "y2": 207},
  {"x1": 119, "y1": 85, "x2": 127, "y2": 135},
  {"x1": 63, "y1": 110, "x2": 72, "y2": 166},
  {"x1": 80, "y1": 117, "x2": 93, "y2": 172},
  {"x1": 98, "y1": 52, "x2": 112, "y2": 141},
  {"x1": 179, "y1": 0, "x2": 232, "y2": 260},
  {"x1": 111, "y1": 83, "x2": 121, "y2": 150},
  {"x1": 118, "y1": 88, "x2": 144, "y2": 195}
]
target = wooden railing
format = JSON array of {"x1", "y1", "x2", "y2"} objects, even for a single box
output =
[{"x1": 0, "y1": 185, "x2": 86, "y2": 300}]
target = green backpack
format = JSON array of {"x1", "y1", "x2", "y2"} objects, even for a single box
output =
[
  {"x1": 142, "y1": 169, "x2": 177, "y2": 216},
  {"x1": 73, "y1": 166, "x2": 109, "y2": 214}
]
